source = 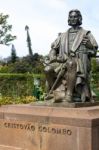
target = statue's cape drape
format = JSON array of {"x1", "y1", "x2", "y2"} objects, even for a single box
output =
[
  {"x1": 59, "y1": 27, "x2": 89, "y2": 57},
  {"x1": 59, "y1": 28, "x2": 91, "y2": 98}
]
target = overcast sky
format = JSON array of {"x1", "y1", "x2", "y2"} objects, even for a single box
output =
[{"x1": 0, "y1": 0, "x2": 99, "y2": 58}]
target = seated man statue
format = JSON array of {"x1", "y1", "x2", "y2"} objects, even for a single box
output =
[{"x1": 44, "y1": 9, "x2": 98, "y2": 103}]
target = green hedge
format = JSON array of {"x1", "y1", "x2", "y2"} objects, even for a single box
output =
[
  {"x1": 0, "y1": 96, "x2": 36, "y2": 105},
  {"x1": 0, "y1": 73, "x2": 45, "y2": 97},
  {"x1": 0, "y1": 73, "x2": 98, "y2": 99},
  {"x1": 91, "y1": 73, "x2": 99, "y2": 98},
  {"x1": 91, "y1": 73, "x2": 99, "y2": 84}
]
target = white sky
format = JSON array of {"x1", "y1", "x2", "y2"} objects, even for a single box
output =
[{"x1": 0, "y1": 0, "x2": 99, "y2": 58}]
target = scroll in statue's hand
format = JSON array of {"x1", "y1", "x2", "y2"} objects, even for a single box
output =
[
  {"x1": 82, "y1": 35, "x2": 93, "y2": 49},
  {"x1": 82, "y1": 35, "x2": 89, "y2": 45}
]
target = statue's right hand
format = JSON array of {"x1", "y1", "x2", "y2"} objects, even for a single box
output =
[
  {"x1": 45, "y1": 59, "x2": 50, "y2": 64},
  {"x1": 57, "y1": 56, "x2": 65, "y2": 63}
]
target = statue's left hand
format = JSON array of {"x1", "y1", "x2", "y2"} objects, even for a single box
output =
[
  {"x1": 82, "y1": 35, "x2": 89, "y2": 45},
  {"x1": 82, "y1": 35, "x2": 93, "y2": 49}
]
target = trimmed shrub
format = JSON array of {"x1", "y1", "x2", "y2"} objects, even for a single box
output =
[
  {"x1": 0, "y1": 96, "x2": 36, "y2": 105},
  {"x1": 0, "y1": 73, "x2": 44, "y2": 98}
]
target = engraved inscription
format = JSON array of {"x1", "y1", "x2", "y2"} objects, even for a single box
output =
[
  {"x1": 3, "y1": 122, "x2": 72, "y2": 136},
  {"x1": 4, "y1": 122, "x2": 35, "y2": 131},
  {"x1": 38, "y1": 125, "x2": 72, "y2": 135}
]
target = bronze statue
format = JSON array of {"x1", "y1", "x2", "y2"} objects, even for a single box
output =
[{"x1": 44, "y1": 9, "x2": 98, "y2": 103}]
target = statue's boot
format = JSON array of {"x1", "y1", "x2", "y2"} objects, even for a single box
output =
[{"x1": 64, "y1": 93, "x2": 73, "y2": 102}]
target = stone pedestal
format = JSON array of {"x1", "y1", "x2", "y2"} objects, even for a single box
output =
[{"x1": 0, "y1": 104, "x2": 99, "y2": 150}]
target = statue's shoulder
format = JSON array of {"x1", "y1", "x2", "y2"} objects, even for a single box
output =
[
  {"x1": 80, "y1": 27, "x2": 90, "y2": 35},
  {"x1": 61, "y1": 30, "x2": 69, "y2": 35},
  {"x1": 60, "y1": 30, "x2": 68, "y2": 39}
]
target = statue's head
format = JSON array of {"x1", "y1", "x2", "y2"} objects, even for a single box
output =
[
  {"x1": 58, "y1": 32, "x2": 61, "y2": 36},
  {"x1": 68, "y1": 9, "x2": 82, "y2": 27}
]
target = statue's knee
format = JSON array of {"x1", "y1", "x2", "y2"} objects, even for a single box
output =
[
  {"x1": 67, "y1": 59, "x2": 77, "y2": 69},
  {"x1": 67, "y1": 60, "x2": 73, "y2": 68}
]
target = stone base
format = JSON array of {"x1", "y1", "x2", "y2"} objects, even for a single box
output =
[
  {"x1": 33, "y1": 100, "x2": 99, "y2": 108},
  {"x1": 0, "y1": 104, "x2": 99, "y2": 149}
]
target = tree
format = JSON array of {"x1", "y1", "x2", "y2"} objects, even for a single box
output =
[
  {"x1": 8, "y1": 60, "x2": 33, "y2": 73},
  {"x1": 25, "y1": 25, "x2": 33, "y2": 57},
  {"x1": 11, "y1": 44, "x2": 17, "y2": 63},
  {"x1": 0, "y1": 13, "x2": 16, "y2": 45}
]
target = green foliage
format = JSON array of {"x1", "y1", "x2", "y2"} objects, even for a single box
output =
[
  {"x1": 91, "y1": 58, "x2": 97, "y2": 73},
  {"x1": 0, "y1": 54, "x2": 44, "y2": 74},
  {"x1": 91, "y1": 57, "x2": 99, "y2": 73},
  {"x1": 91, "y1": 73, "x2": 99, "y2": 84},
  {"x1": 8, "y1": 61, "x2": 33, "y2": 73},
  {"x1": 0, "y1": 96, "x2": 36, "y2": 105},
  {"x1": 0, "y1": 13, "x2": 16, "y2": 45},
  {"x1": 91, "y1": 57, "x2": 99, "y2": 98},
  {"x1": 91, "y1": 73, "x2": 99, "y2": 98},
  {"x1": 0, "y1": 65, "x2": 9, "y2": 73},
  {"x1": 0, "y1": 73, "x2": 44, "y2": 98},
  {"x1": 11, "y1": 44, "x2": 17, "y2": 63},
  {"x1": 33, "y1": 85, "x2": 45, "y2": 101},
  {"x1": 0, "y1": 73, "x2": 45, "y2": 105},
  {"x1": 25, "y1": 25, "x2": 33, "y2": 56},
  {"x1": 32, "y1": 54, "x2": 44, "y2": 74}
]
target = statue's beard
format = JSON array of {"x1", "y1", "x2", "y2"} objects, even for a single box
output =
[{"x1": 68, "y1": 20, "x2": 82, "y2": 27}]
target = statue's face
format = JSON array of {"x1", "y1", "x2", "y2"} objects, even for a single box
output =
[{"x1": 69, "y1": 11, "x2": 79, "y2": 27}]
